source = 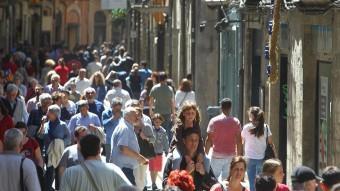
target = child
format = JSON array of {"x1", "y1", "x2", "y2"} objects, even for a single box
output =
[{"x1": 149, "y1": 113, "x2": 169, "y2": 190}]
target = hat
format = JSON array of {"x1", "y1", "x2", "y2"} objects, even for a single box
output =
[
  {"x1": 292, "y1": 166, "x2": 323, "y2": 183},
  {"x1": 322, "y1": 166, "x2": 340, "y2": 187}
]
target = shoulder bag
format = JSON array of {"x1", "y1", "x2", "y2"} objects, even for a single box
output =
[
  {"x1": 20, "y1": 156, "x2": 25, "y2": 191},
  {"x1": 264, "y1": 125, "x2": 276, "y2": 160}
]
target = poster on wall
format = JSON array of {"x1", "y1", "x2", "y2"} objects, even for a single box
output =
[{"x1": 101, "y1": 0, "x2": 127, "y2": 9}]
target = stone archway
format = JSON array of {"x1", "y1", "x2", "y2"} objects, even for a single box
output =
[{"x1": 94, "y1": 11, "x2": 106, "y2": 45}]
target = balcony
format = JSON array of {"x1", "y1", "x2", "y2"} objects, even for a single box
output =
[{"x1": 131, "y1": 0, "x2": 170, "y2": 13}]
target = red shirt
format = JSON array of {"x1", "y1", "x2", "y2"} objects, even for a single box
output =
[
  {"x1": 207, "y1": 114, "x2": 241, "y2": 157},
  {"x1": 54, "y1": 65, "x2": 70, "y2": 85},
  {"x1": 0, "y1": 115, "x2": 14, "y2": 142},
  {"x1": 21, "y1": 137, "x2": 39, "y2": 162},
  {"x1": 276, "y1": 183, "x2": 290, "y2": 191}
]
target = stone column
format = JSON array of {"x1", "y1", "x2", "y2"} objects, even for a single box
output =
[{"x1": 286, "y1": 10, "x2": 304, "y2": 186}]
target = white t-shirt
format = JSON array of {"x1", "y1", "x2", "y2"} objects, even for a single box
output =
[
  {"x1": 241, "y1": 123, "x2": 272, "y2": 159},
  {"x1": 175, "y1": 90, "x2": 196, "y2": 109}
]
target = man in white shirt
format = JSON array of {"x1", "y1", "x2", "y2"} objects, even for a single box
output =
[
  {"x1": 60, "y1": 134, "x2": 131, "y2": 191},
  {"x1": 64, "y1": 68, "x2": 91, "y2": 96},
  {"x1": 104, "y1": 79, "x2": 131, "y2": 108},
  {"x1": 86, "y1": 55, "x2": 102, "y2": 78}
]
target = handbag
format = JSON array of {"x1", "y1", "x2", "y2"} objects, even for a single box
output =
[
  {"x1": 264, "y1": 125, "x2": 276, "y2": 160},
  {"x1": 137, "y1": 132, "x2": 156, "y2": 159}
]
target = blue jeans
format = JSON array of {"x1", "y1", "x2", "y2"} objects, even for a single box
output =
[
  {"x1": 247, "y1": 158, "x2": 263, "y2": 191},
  {"x1": 122, "y1": 167, "x2": 136, "y2": 185}
]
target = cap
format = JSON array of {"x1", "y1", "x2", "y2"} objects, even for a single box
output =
[
  {"x1": 322, "y1": 166, "x2": 340, "y2": 187},
  {"x1": 292, "y1": 166, "x2": 323, "y2": 183}
]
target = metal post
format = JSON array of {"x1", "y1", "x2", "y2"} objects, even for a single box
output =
[
  {"x1": 180, "y1": 0, "x2": 186, "y2": 77},
  {"x1": 168, "y1": 0, "x2": 173, "y2": 77}
]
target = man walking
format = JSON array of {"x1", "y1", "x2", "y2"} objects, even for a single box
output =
[
  {"x1": 60, "y1": 134, "x2": 131, "y2": 190},
  {"x1": 110, "y1": 107, "x2": 149, "y2": 185},
  {"x1": 205, "y1": 98, "x2": 243, "y2": 181},
  {"x1": 0, "y1": 128, "x2": 41, "y2": 191},
  {"x1": 149, "y1": 72, "x2": 175, "y2": 139}
]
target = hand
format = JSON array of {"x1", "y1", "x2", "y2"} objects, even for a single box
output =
[
  {"x1": 139, "y1": 131, "x2": 148, "y2": 140},
  {"x1": 186, "y1": 160, "x2": 195, "y2": 174},
  {"x1": 41, "y1": 116, "x2": 48, "y2": 123},
  {"x1": 138, "y1": 155, "x2": 149, "y2": 165},
  {"x1": 195, "y1": 162, "x2": 205, "y2": 175},
  {"x1": 88, "y1": 124, "x2": 97, "y2": 131}
]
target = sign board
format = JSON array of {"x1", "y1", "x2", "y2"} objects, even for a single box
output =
[
  {"x1": 42, "y1": 16, "x2": 52, "y2": 31},
  {"x1": 101, "y1": 0, "x2": 127, "y2": 9}
]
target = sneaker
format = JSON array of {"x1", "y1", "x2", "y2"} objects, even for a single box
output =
[
  {"x1": 143, "y1": 186, "x2": 148, "y2": 191},
  {"x1": 152, "y1": 183, "x2": 158, "y2": 190}
]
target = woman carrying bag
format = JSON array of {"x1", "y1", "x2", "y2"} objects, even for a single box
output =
[{"x1": 241, "y1": 107, "x2": 276, "y2": 191}]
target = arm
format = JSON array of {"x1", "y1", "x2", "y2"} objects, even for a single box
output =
[
  {"x1": 24, "y1": 160, "x2": 42, "y2": 191},
  {"x1": 149, "y1": 96, "x2": 154, "y2": 116},
  {"x1": 102, "y1": 111, "x2": 113, "y2": 128},
  {"x1": 236, "y1": 131, "x2": 243, "y2": 156},
  {"x1": 162, "y1": 132, "x2": 170, "y2": 154},
  {"x1": 119, "y1": 145, "x2": 148, "y2": 164},
  {"x1": 162, "y1": 157, "x2": 173, "y2": 188},
  {"x1": 268, "y1": 136, "x2": 277, "y2": 157},
  {"x1": 63, "y1": 124, "x2": 71, "y2": 146},
  {"x1": 60, "y1": 169, "x2": 72, "y2": 191},
  {"x1": 142, "y1": 124, "x2": 156, "y2": 144},
  {"x1": 205, "y1": 133, "x2": 213, "y2": 155},
  {"x1": 34, "y1": 147, "x2": 44, "y2": 168}
]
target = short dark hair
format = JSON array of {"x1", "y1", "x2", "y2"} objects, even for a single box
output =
[
  {"x1": 182, "y1": 127, "x2": 200, "y2": 139},
  {"x1": 220, "y1": 98, "x2": 232, "y2": 111},
  {"x1": 322, "y1": 166, "x2": 340, "y2": 188},
  {"x1": 15, "y1": 121, "x2": 27, "y2": 129},
  {"x1": 255, "y1": 174, "x2": 277, "y2": 191},
  {"x1": 80, "y1": 134, "x2": 101, "y2": 159},
  {"x1": 158, "y1": 72, "x2": 167, "y2": 82}
]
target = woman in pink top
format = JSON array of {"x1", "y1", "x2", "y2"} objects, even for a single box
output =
[
  {"x1": 210, "y1": 156, "x2": 249, "y2": 191},
  {"x1": 262, "y1": 159, "x2": 290, "y2": 191}
]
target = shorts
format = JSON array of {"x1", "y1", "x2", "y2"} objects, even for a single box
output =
[{"x1": 149, "y1": 154, "x2": 163, "y2": 171}]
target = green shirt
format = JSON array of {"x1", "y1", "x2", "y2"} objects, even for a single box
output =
[{"x1": 150, "y1": 83, "x2": 174, "y2": 115}]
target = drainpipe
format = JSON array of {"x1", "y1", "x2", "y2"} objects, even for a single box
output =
[
  {"x1": 180, "y1": 0, "x2": 186, "y2": 77},
  {"x1": 191, "y1": 0, "x2": 197, "y2": 90},
  {"x1": 168, "y1": 0, "x2": 173, "y2": 77}
]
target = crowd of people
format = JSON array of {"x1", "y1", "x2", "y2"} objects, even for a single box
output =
[{"x1": 0, "y1": 43, "x2": 340, "y2": 191}]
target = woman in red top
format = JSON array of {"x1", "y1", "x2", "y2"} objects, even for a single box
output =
[
  {"x1": 15, "y1": 122, "x2": 44, "y2": 168},
  {"x1": 262, "y1": 159, "x2": 290, "y2": 191},
  {"x1": 0, "y1": 101, "x2": 14, "y2": 151},
  {"x1": 210, "y1": 156, "x2": 249, "y2": 191}
]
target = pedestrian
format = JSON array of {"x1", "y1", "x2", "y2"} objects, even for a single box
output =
[
  {"x1": 163, "y1": 127, "x2": 217, "y2": 190},
  {"x1": 68, "y1": 100, "x2": 105, "y2": 144},
  {"x1": 320, "y1": 166, "x2": 340, "y2": 191},
  {"x1": 40, "y1": 59, "x2": 55, "y2": 85},
  {"x1": 64, "y1": 68, "x2": 91, "y2": 96},
  {"x1": 57, "y1": 126, "x2": 88, "y2": 188},
  {"x1": 139, "y1": 77, "x2": 154, "y2": 116},
  {"x1": 60, "y1": 134, "x2": 132, "y2": 190},
  {"x1": 0, "y1": 128, "x2": 41, "y2": 191},
  {"x1": 78, "y1": 87, "x2": 105, "y2": 120},
  {"x1": 37, "y1": 104, "x2": 71, "y2": 191},
  {"x1": 104, "y1": 79, "x2": 131, "y2": 109},
  {"x1": 170, "y1": 102, "x2": 204, "y2": 156},
  {"x1": 102, "y1": 97, "x2": 123, "y2": 162},
  {"x1": 205, "y1": 98, "x2": 243, "y2": 181},
  {"x1": 54, "y1": 57, "x2": 70, "y2": 85},
  {"x1": 0, "y1": 99, "x2": 14, "y2": 152},
  {"x1": 332, "y1": 183, "x2": 340, "y2": 191},
  {"x1": 255, "y1": 174, "x2": 277, "y2": 191},
  {"x1": 241, "y1": 106, "x2": 276, "y2": 191},
  {"x1": 138, "y1": 60, "x2": 152, "y2": 90},
  {"x1": 127, "y1": 65, "x2": 142, "y2": 99},
  {"x1": 86, "y1": 54, "x2": 102, "y2": 78},
  {"x1": 90, "y1": 71, "x2": 107, "y2": 103},
  {"x1": 26, "y1": 83, "x2": 43, "y2": 113},
  {"x1": 210, "y1": 156, "x2": 248, "y2": 191},
  {"x1": 110, "y1": 107, "x2": 149, "y2": 185},
  {"x1": 149, "y1": 71, "x2": 176, "y2": 139},
  {"x1": 0, "y1": 83, "x2": 28, "y2": 124},
  {"x1": 175, "y1": 78, "x2": 196, "y2": 110},
  {"x1": 44, "y1": 73, "x2": 64, "y2": 94},
  {"x1": 262, "y1": 159, "x2": 290, "y2": 191},
  {"x1": 68, "y1": 81, "x2": 81, "y2": 103},
  {"x1": 149, "y1": 113, "x2": 169, "y2": 190},
  {"x1": 15, "y1": 121, "x2": 45, "y2": 190},
  {"x1": 291, "y1": 165, "x2": 321, "y2": 191}
]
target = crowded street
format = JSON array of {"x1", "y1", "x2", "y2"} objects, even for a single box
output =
[{"x1": 1, "y1": 0, "x2": 340, "y2": 191}]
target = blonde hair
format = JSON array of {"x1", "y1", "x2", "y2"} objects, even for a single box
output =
[{"x1": 262, "y1": 159, "x2": 282, "y2": 176}]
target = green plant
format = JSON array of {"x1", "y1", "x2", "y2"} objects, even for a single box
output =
[{"x1": 111, "y1": 8, "x2": 127, "y2": 20}]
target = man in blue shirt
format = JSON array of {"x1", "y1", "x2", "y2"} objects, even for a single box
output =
[
  {"x1": 77, "y1": 87, "x2": 105, "y2": 120},
  {"x1": 102, "y1": 97, "x2": 123, "y2": 162},
  {"x1": 68, "y1": 100, "x2": 105, "y2": 144},
  {"x1": 138, "y1": 60, "x2": 152, "y2": 90},
  {"x1": 110, "y1": 107, "x2": 148, "y2": 186}
]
